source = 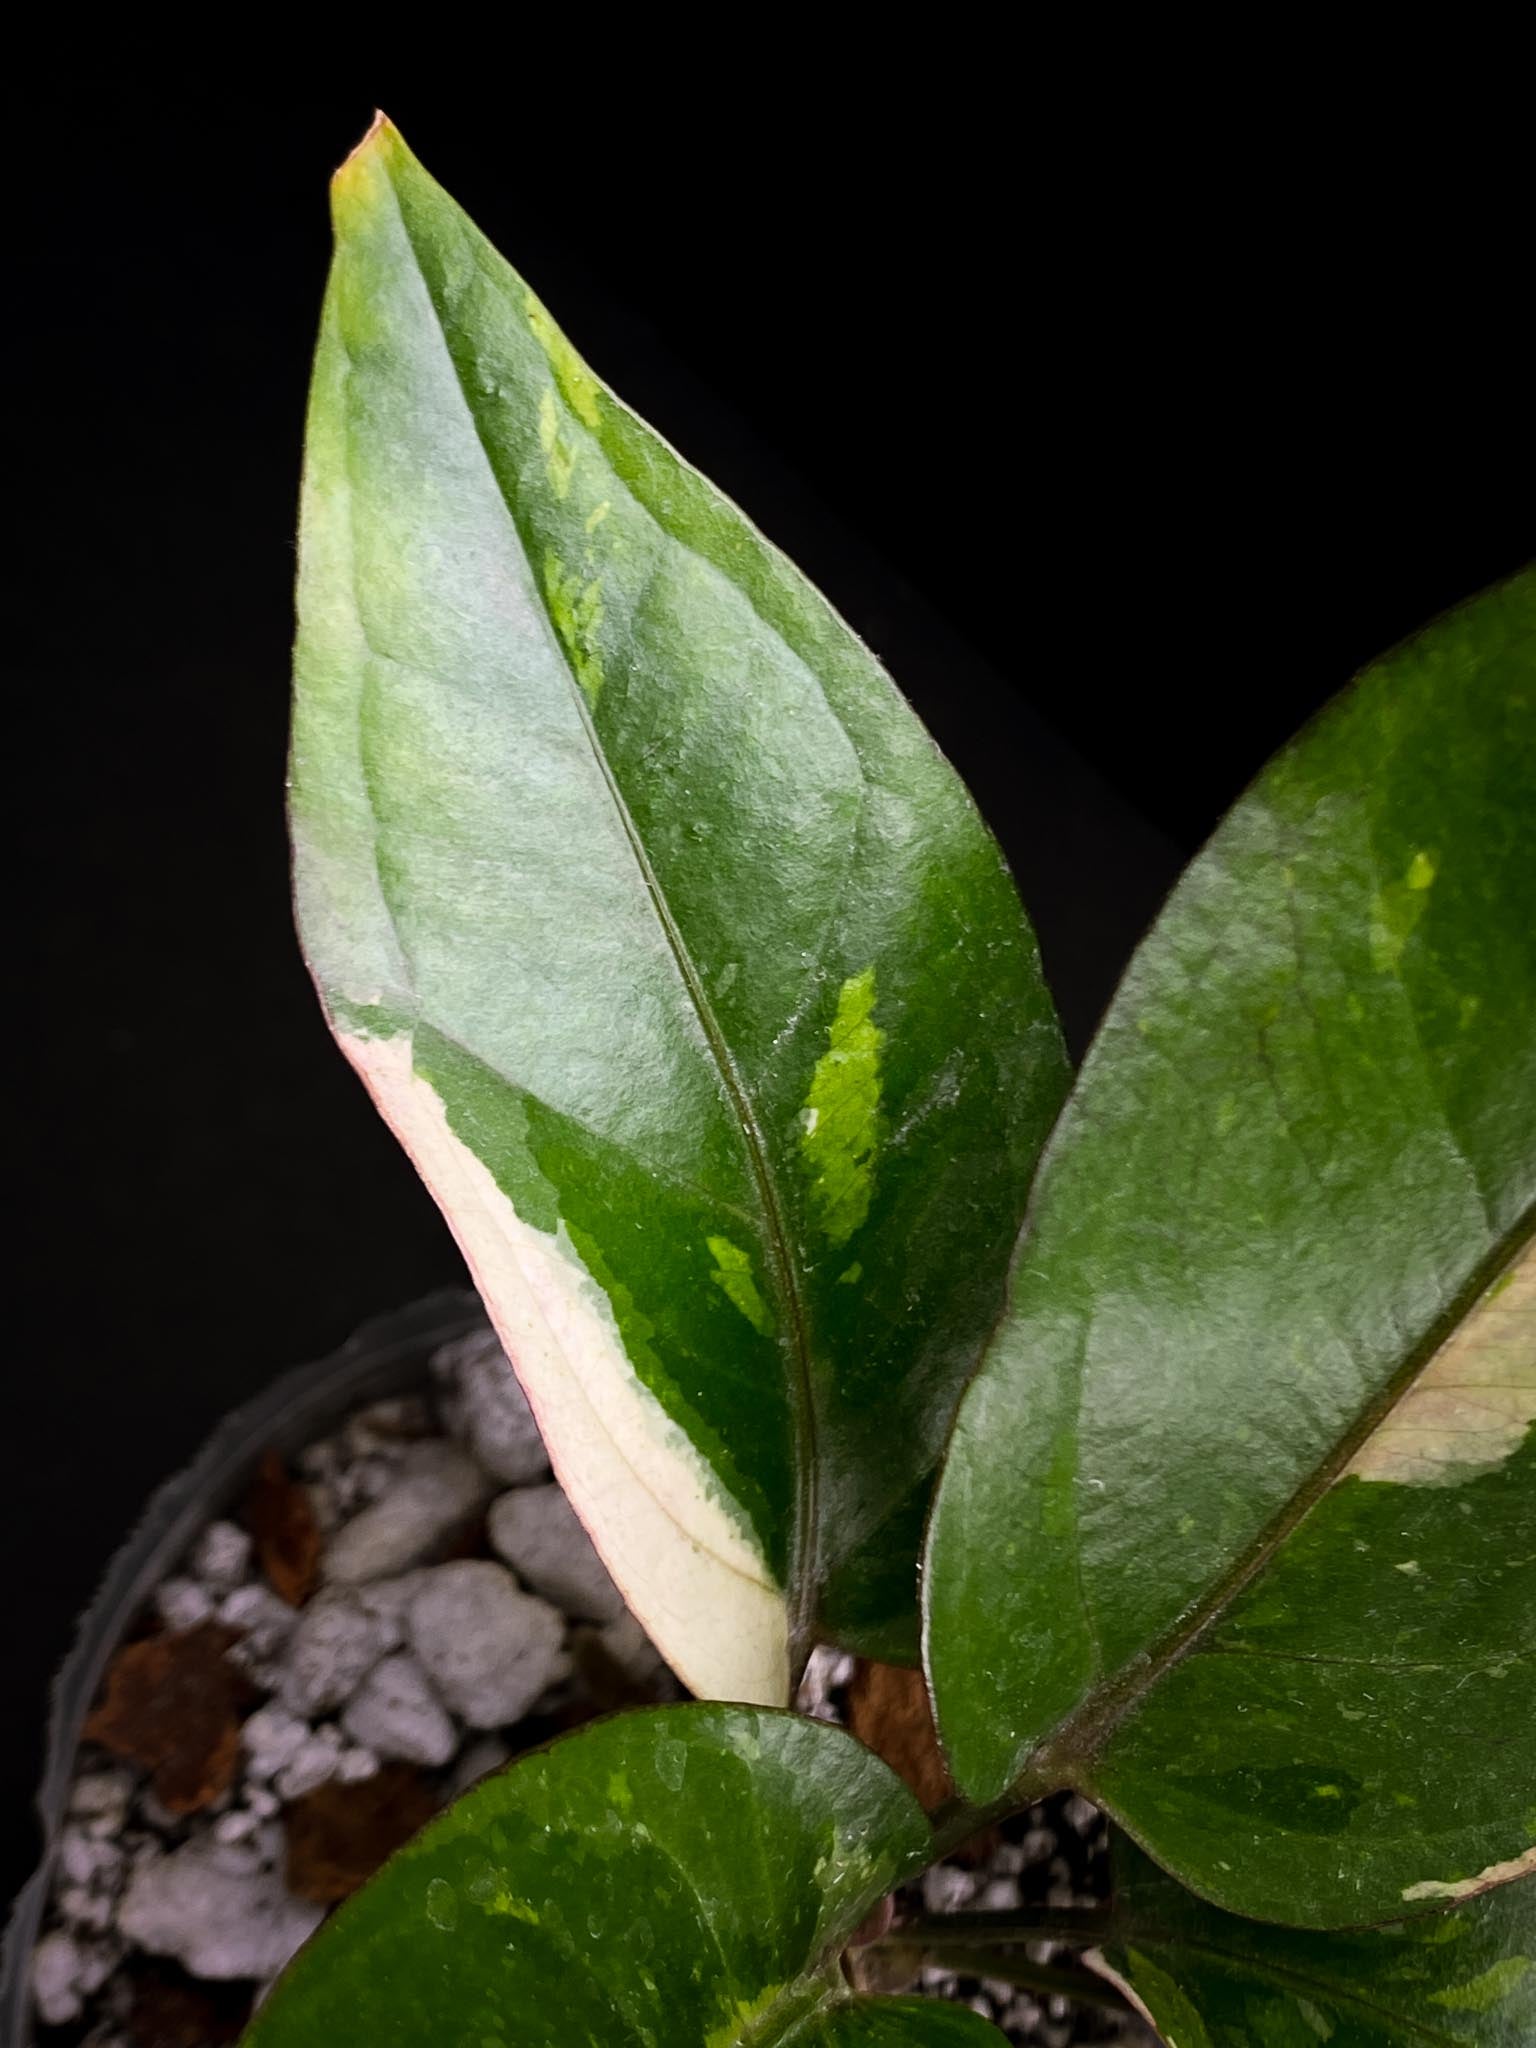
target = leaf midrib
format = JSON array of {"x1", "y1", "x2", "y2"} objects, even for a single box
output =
[
  {"x1": 1031, "y1": 1207, "x2": 1536, "y2": 1787},
  {"x1": 372, "y1": 157, "x2": 823, "y2": 1670}
]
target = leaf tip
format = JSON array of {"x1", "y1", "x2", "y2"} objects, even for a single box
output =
[{"x1": 332, "y1": 109, "x2": 395, "y2": 191}]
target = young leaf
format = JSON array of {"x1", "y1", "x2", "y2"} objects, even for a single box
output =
[
  {"x1": 925, "y1": 571, "x2": 1536, "y2": 1924},
  {"x1": 292, "y1": 116, "x2": 1067, "y2": 1703},
  {"x1": 1096, "y1": 1838, "x2": 1536, "y2": 2047},
  {"x1": 240, "y1": 1705, "x2": 999, "y2": 2046}
]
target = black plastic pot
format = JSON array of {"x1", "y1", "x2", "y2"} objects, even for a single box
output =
[{"x1": 0, "y1": 1290, "x2": 484, "y2": 2046}]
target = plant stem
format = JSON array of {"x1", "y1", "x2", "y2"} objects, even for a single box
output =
[
  {"x1": 918, "y1": 1947, "x2": 1133, "y2": 2014},
  {"x1": 893, "y1": 1907, "x2": 1118, "y2": 1950},
  {"x1": 925, "y1": 1789, "x2": 1033, "y2": 1860}
]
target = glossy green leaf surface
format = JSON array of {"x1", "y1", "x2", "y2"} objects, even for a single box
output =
[
  {"x1": 926, "y1": 571, "x2": 1536, "y2": 1924},
  {"x1": 241, "y1": 1706, "x2": 998, "y2": 2046},
  {"x1": 292, "y1": 116, "x2": 1067, "y2": 1703},
  {"x1": 1099, "y1": 1839, "x2": 1536, "y2": 2047}
]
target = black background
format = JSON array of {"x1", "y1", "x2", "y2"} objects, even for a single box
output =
[{"x1": 7, "y1": 83, "x2": 1530, "y2": 1902}]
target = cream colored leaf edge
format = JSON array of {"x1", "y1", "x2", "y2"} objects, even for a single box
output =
[
  {"x1": 341, "y1": 1030, "x2": 791, "y2": 1707},
  {"x1": 1082, "y1": 1952, "x2": 1181, "y2": 2048},
  {"x1": 1348, "y1": 1239, "x2": 1535, "y2": 1486}
]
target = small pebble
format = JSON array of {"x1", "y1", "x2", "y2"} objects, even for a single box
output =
[
  {"x1": 342, "y1": 1653, "x2": 457, "y2": 1767},
  {"x1": 334, "y1": 1744, "x2": 381, "y2": 1784},
  {"x1": 795, "y1": 1644, "x2": 855, "y2": 1720},
  {"x1": 218, "y1": 1582, "x2": 298, "y2": 1657},
  {"x1": 241, "y1": 1704, "x2": 309, "y2": 1782},
  {"x1": 117, "y1": 1837, "x2": 322, "y2": 1980},
  {"x1": 438, "y1": 1328, "x2": 548, "y2": 1485},
  {"x1": 32, "y1": 1929, "x2": 87, "y2": 2025},
  {"x1": 352, "y1": 1570, "x2": 433, "y2": 1652},
  {"x1": 191, "y1": 1520, "x2": 253, "y2": 1589},
  {"x1": 408, "y1": 1561, "x2": 566, "y2": 1728},
  {"x1": 296, "y1": 1436, "x2": 342, "y2": 1481},
  {"x1": 136, "y1": 1787, "x2": 186, "y2": 1834},
  {"x1": 488, "y1": 1485, "x2": 625, "y2": 1622},
  {"x1": 922, "y1": 1863, "x2": 975, "y2": 1913},
  {"x1": 74, "y1": 1938, "x2": 125, "y2": 1998},
  {"x1": 68, "y1": 1769, "x2": 135, "y2": 1837},
  {"x1": 1064, "y1": 1793, "x2": 1100, "y2": 1834},
  {"x1": 214, "y1": 1808, "x2": 262, "y2": 1845},
  {"x1": 322, "y1": 1442, "x2": 491, "y2": 1585},
  {"x1": 57, "y1": 1884, "x2": 115, "y2": 1932},
  {"x1": 279, "y1": 1594, "x2": 389, "y2": 1717},
  {"x1": 274, "y1": 1725, "x2": 346, "y2": 1802},
  {"x1": 342, "y1": 1453, "x2": 401, "y2": 1511},
  {"x1": 152, "y1": 1577, "x2": 214, "y2": 1632},
  {"x1": 59, "y1": 1828, "x2": 124, "y2": 1891},
  {"x1": 304, "y1": 1478, "x2": 343, "y2": 1535}
]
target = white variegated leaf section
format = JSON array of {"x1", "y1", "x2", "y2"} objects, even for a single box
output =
[
  {"x1": 1349, "y1": 1243, "x2": 1535, "y2": 1486},
  {"x1": 341, "y1": 1030, "x2": 790, "y2": 1706}
]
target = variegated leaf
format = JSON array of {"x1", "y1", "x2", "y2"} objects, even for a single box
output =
[
  {"x1": 292, "y1": 118, "x2": 1067, "y2": 1702},
  {"x1": 244, "y1": 1707, "x2": 1000, "y2": 2045},
  {"x1": 926, "y1": 570, "x2": 1536, "y2": 1925},
  {"x1": 1096, "y1": 1837, "x2": 1536, "y2": 2047}
]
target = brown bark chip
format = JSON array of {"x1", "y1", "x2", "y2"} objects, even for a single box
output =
[
  {"x1": 83, "y1": 1624, "x2": 256, "y2": 1815},
  {"x1": 284, "y1": 1764, "x2": 438, "y2": 1903},
  {"x1": 847, "y1": 1659, "x2": 953, "y2": 1811},
  {"x1": 244, "y1": 1449, "x2": 322, "y2": 1607},
  {"x1": 127, "y1": 1969, "x2": 245, "y2": 2047}
]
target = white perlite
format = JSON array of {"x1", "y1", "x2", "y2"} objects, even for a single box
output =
[
  {"x1": 58, "y1": 1828, "x2": 124, "y2": 1892},
  {"x1": 67, "y1": 1769, "x2": 134, "y2": 1840},
  {"x1": 439, "y1": 1327, "x2": 549, "y2": 1485},
  {"x1": 218, "y1": 1582, "x2": 298, "y2": 1657},
  {"x1": 116, "y1": 1837, "x2": 322, "y2": 1981},
  {"x1": 351, "y1": 1570, "x2": 433, "y2": 1651},
  {"x1": 30, "y1": 1929, "x2": 122, "y2": 2027},
  {"x1": 487, "y1": 1484, "x2": 625, "y2": 1622},
  {"x1": 274, "y1": 1724, "x2": 346, "y2": 1802},
  {"x1": 322, "y1": 1440, "x2": 491, "y2": 1584},
  {"x1": 278, "y1": 1594, "x2": 389, "y2": 1717},
  {"x1": 191, "y1": 1519, "x2": 253, "y2": 1589},
  {"x1": 794, "y1": 1644, "x2": 855, "y2": 1722},
  {"x1": 407, "y1": 1561, "x2": 566, "y2": 1727},
  {"x1": 152, "y1": 1577, "x2": 214, "y2": 1632},
  {"x1": 342, "y1": 1652, "x2": 457, "y2": 1766},
  {"x1": 241, "y1": 1704, "x2": 310, "y2": 1782}
]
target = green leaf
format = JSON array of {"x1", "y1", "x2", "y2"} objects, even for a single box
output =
[
  {"x1": 925, "y1": 571, "x2": 1536, "y2": 1924},
  {"x1": 1098, "y1": 1838, "x2": 1536, "y2": 2046},
  {"x1": 241, "y1": 1705, "x2": 998, "y2": 2046},
  {"x1": 292, "y1": 115, "x2": 1067, "y2": 1702}
]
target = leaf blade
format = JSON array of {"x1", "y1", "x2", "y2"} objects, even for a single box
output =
[
  {"x1": 241, "y1": 1705, "x2": 989, "y2": 2047},
  {"x1": 294, "y1": 119, "x2": 1068, "y2": 1699},
  {"x1": 1098, "y1": 1839, "x2": 1536, "y2": 2047},
  {"x1": 925, "y1": 571, "x2": 1536, "y2": 1921}
]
